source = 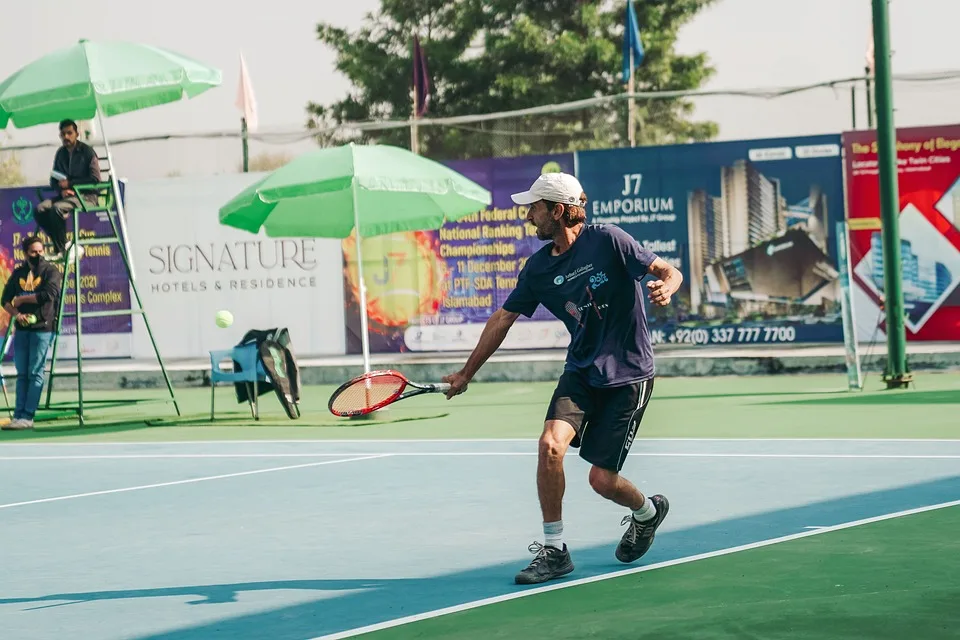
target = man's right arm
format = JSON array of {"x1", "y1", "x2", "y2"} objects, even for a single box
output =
[
  {"x1": 1, "y1": 274, "x2": 19, "y2": 318},
  {"x1": 442, "y1": 307, "x2": 519, "y2": 398},
  {"x1": 50, "y1": 148, "x2": 65, "y2": 190},
  {"x1": 461, "y1": 307, "x2": 519, "y2": 379}
]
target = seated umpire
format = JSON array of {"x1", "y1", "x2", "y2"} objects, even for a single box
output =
[{"x1": 35, "y1": 119, "x2": 99, "y2": 258}]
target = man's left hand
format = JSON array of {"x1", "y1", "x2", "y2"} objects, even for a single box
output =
[{"x1": 646, "y1": 280, "x2": 673, "y2": 306}]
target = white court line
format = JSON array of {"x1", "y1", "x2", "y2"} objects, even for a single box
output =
[
  {"x1": 314, "y1": 497, "x2": 960, "y2": 640},
  {"x1": 0, "y1": 439, "x2": 537, "y2": 446},
  {"x1": 0, "y1": 455, "x2": 390, "y2": 510},
  {"x1": 3, "y1": 437, "x2": 959, "y2": 446},
  {"x1": 3, "y1": 452, "x2": 960, "y2": 461}
]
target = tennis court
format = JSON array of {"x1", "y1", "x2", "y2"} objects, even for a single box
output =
[{"x1": 1, "y1": 373, "x2": 958, "y2": 639}]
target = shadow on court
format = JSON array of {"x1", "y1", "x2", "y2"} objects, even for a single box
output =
[
  {"x1": 763, "y1": 389, "x2": 960, "y2": 407},
  {"x1": 3, "y1": 475, "x2": 958, "y2": 640},
  {"x1": 0, "y1": 410, "x2": 451, "y2": 439}
]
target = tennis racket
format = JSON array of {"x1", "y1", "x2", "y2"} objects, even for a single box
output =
[{"x1": 327, "y1": 369, "x2": 452, "y2": 417}]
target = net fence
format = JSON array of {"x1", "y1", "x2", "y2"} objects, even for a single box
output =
[{"x1": 2, "y1": 70, "x2": 959, "y2": 183}]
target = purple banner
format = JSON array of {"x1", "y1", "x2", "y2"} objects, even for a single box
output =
[
  {"x1": 343, "y1": 153, "x2": 575, "y2": 353},
  {"x1": 0, "y1": 185, "x2": 132, "y2": 347}
]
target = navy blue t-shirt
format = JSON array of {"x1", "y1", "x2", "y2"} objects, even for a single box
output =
[{"x1": 503, "y1": 224, "x2": 658, "y2": 387}]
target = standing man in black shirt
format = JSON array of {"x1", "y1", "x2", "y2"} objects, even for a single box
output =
[
  {"x1": 35, "y1": 119, "x2": 99, "y2": 258},
  {"x1": 1, "y1": 236, "x2": 63, "y2": 430}
]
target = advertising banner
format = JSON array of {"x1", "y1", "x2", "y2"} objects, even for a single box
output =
[
  {"x1": 843, "y1": 123, "x2": 960, "y2": 342},
  {"x1": 578, "y1": 136, "x2": 843, "y2": 344},
  {"x1": 342, "y1": 154, "x2": 574, "y2": 353},
  {"x1": 125, "y1": 174, "x2": 347, "y2": 360},
  {"x1": 577, "y1": 134, "x2": 846, "y2": 346},
  {"x1": 0, "y1": 184, "x2": 132, "y2": 359}
]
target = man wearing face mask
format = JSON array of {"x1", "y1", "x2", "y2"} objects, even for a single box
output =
[{"x1": 1, "y1": 236, "x2": 63, "y2": 430}]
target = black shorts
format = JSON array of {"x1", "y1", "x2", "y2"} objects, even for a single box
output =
[{"x1": 545, "y1": 370, "x2": 654, "y2": 472}]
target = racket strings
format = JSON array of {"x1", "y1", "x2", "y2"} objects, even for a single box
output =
[{"x1": 330, "y1": 375, "x2": 404, "y2": 413}]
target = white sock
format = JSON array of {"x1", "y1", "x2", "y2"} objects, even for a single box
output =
[
  {"x1": 632, "y1": 496, "x2": 657, "y2": 522},
  {"x1": 543, "y1": 521, "x2": 563, "y2": 550}
]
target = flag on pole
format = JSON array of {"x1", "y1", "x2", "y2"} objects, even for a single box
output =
[
  {"x1": 621, "y1": 0, "x2": 644, "y2": 84},
  {"x1": 413, "y1": 35, "x2": 430, "y2": 118},
  {"x1": 236, "y1": 52, "x2": 258, "y2": 132}
]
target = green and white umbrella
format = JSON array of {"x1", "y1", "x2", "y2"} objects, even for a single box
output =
[
  {"x1": 219, "y1": 143, "x2": 492, "y2": 372},
  {"x1": 0, "y1": 39, "x2": 220, "y2": 127},
  {"x1": 0, "y1": 39, "x2": 221, "y2": 273}
]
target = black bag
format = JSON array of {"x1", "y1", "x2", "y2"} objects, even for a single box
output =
[{"x1": 232, "y1": 327, "x2": 302, "y2": 419}]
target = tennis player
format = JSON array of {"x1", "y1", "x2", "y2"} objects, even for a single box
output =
[{"x1": 442, "y1": 172, "x2": 682, "y2": 585}]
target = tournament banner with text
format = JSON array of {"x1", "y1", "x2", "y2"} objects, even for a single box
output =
[
  {"x1": 0, "y1": 185, "x2": 132, "y2": 358},
  {"x1": 843, "y1": 123, "x2": 960, "y2": 342},
  {"x1": 342, "y1": 154, "x2": 574, "y2": 353},
  {"x1": 576, "y1": 134, "x2": 846, "y2": 347}
]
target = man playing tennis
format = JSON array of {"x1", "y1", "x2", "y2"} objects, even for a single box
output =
[{"x1": 442, "y1": 172, "x2": 682, "y2": 585}]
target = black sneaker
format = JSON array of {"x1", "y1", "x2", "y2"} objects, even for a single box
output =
[
  {"x1": 616, "y1": 494, "x2": 670, "y2": 563},
  {"x1": 514, "y1": 541, "x2": 574, "y2": 585}
]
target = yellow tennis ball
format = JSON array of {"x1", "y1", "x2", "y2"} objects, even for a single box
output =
[{"x1": 215, "y1": 310, "x2": 234, "y2": 328}]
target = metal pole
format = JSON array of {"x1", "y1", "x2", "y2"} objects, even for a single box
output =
[
  {"x1": 411, "y1": 121, "x2": 419, "y2": 155},
  {"x1": 627, "y1": 47, "x2": 636, "y2": 147},
  {"x1": 351, "y1": 178, "x2": 371, "y2": 374},
  {"x1": 851, "y1": 85, "x2": 858, "y2": 129},
  {"x1": 241, "y1": 117, "x2": 249, "y2": 172},
  {"x1": 104, "y1": 204, "x2": 181, "y2": 416},
  {"x1": 865, "y1": 69, "x2": 874, "y2": 129},
  {"x1": 95, "y1": 107, "x2": 136, "y2": 281},
  {"x1": 871, "y1": 0, "x2": 910, "y2": 388},
  {"x1": 72, "y1": 199, "x2": 85, "y2": 424},
  {"x1": 411, "y1": 89, "x2": 420, "y2": 155}
]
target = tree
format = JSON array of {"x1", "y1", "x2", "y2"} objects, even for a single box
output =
[
  {"x1": 308, "y1": 0, "x2": 718, "y2": 160},
  {"x1": 0, "y1": 148, "x2": 26, "y2": 187}
]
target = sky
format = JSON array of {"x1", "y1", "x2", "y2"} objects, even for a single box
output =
[{"x1": 2, "y1": 0, "x2": 960, "y2": 180}]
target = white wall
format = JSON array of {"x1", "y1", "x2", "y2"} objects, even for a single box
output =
[{"x1": 124, "y1": 173, "x2": 346, "y2": 360}]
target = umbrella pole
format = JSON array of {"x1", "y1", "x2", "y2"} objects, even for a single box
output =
[
  {"x1": 95, "y1": 107, "x2": 136, "y2": 280},
  {"x1": 352, "y1": 184, "x2": 372, "y2": 374}
]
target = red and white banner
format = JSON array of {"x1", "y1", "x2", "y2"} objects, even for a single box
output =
[{"x1": 843, "y1": 124, "x2": 960, "y2": 341}]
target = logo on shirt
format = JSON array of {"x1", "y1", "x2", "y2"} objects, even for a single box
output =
[
  {"x1": 564, "y1": 285, "x2": 609, "y2": 327},
  {"x1": 589, "y1": 271, "x2": 608, "y2": 289},
  {"x1": 564, "y1": 264, "x2": 594, "y2": 282},
  {"x1": 553, "y1": 275, "x2": 565, "y2": 285},
  {"x1": 20, "y1": 271, "x2": 41, "y2": 292}
]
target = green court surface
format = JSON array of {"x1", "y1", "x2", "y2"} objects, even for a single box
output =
[
  {"x1": 1, "y1": 370, "x2": 958, "y2": 639},
  {"x1": 1, "y1": 371, "x2": 957, "y2": 442},
  {"x1": 359, "y1": 504, "x2": 960, "y2": 640}
]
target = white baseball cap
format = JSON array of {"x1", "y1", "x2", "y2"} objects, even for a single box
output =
[{"x1": 510, "y1": 172, "x2": 584, "y2": 206}]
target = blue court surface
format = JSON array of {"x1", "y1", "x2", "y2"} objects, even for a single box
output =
[{"x1": 1, "y1": 437, "x2": 959, "y2": 639}]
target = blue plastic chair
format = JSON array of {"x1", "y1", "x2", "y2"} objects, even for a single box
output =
[{"x1": 209, "y1": 344, "x2": 268, "y2": 421}]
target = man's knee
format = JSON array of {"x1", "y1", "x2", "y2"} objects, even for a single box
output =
[
  {"x1": 539, "y1": 420, "x2": 576, "y2": 463},
  {"x1": 588, "y1": 465, "x2": 619, "y2": 499},
  {"x1": 37, "y1": 199, "x2": 54, "y2": 213}
]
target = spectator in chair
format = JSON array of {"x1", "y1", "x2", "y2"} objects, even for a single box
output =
[
  {"x1": 0, "y1": 236, "x2": 63, "y2": 430},
  {"x1": 35, "y1": 119, "x2": 99, "y2": 259}
]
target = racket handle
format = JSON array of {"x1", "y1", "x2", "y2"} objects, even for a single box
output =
[{"x1": 433, "y1": 383, "x2": 452, "y2": 392}]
